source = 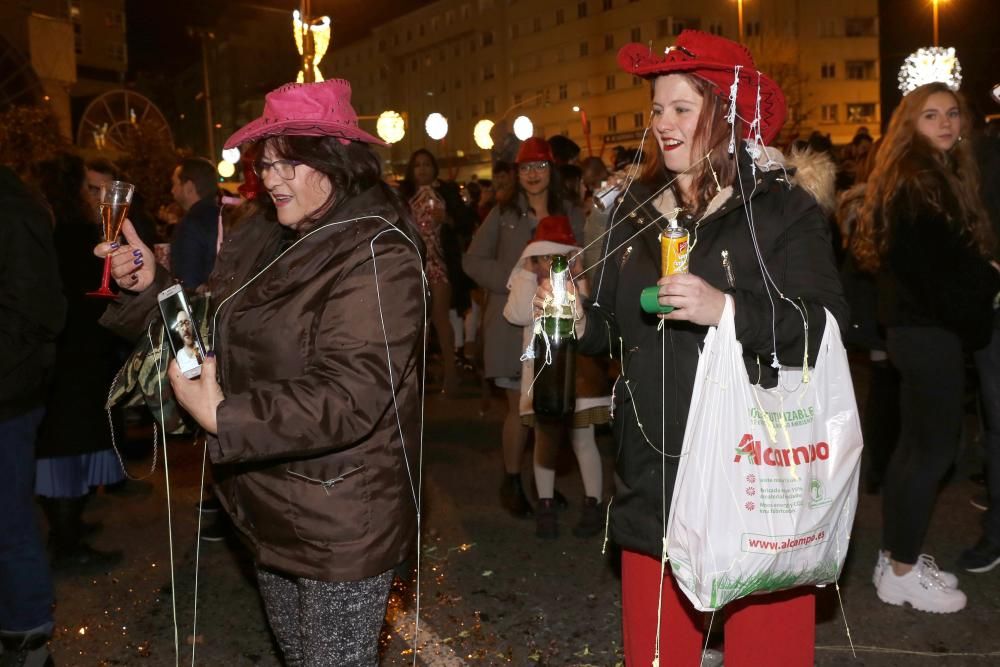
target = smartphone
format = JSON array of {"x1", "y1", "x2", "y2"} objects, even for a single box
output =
[{"x1": 157, "y1": 284, "x2": 207, "y2": 379}]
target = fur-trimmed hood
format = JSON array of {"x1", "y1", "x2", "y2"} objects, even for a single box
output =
[{"x1": 780, "y1": 147, "x2": 838, "y2": 216}]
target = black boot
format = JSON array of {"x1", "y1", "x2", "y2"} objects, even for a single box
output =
[
  {"x1": 0, "y1": 629, "x2": 53, "y2": 667},
  {"x1": 41, "y1": 496, "x2": 122, "y2": 574},
  {"x1": 572, "y1": 497, "x2": 605, "y2": 538},
  {"x1": 499, "y1": 473, "x2": 533, "y2": 518},
  {"x1": 535, "y1": 498, "x2": 558, "y2": 539}
]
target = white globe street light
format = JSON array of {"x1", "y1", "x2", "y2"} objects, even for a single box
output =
[
  {"x1": 425, "y1": 113, "x2": 448, "y2": 140},
  {"x1": 473, "y1": 119, "x2": 495, "y2": 149},
  {"x1": 377, "y1": 110, "x2": 406, "y2": 144},
  {"x1": 217, "y1": 160, "x2": 236, "y2": 178},
  {"x1": 512, "y1": 115, "x2": 533, "y2": 140},
  {"x1": 221, "y1": 147, "x2": 241, "y2": 164}
]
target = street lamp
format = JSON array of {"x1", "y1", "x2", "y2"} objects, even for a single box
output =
[
  {"x1": 376, "y1": 110, "x2": 406, "y2": 144},
  {"x1": 512, "y1": 115, "x2": 533, "y2": 141},
  {"x1": 473, "y1": 119, "x2": 495, "y2": 150},
  {"x1": 425, "y1": 113, "x2": 448, "y2": 140},
  {"x1": 930, "y1": 0, "x2": 949, "y2": 47},
  {"x1": 735, "y1": 0, "x2": 747, "y2": 43},
  {"x1": 572, "y1": 106, "x2": 593, "y2": 157},
  {"x1": 222, "y1": 147, "x2": 240, "y2": 164}
]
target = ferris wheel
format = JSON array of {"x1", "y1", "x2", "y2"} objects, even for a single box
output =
[
  {"x1": 76, "y1": 89, "x2": 174, "y2": 151},
  {"x1": 0, "y1": 35, "x2": 44, "y2": 109}
]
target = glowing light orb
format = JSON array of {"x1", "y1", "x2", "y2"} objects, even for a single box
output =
[
  {"x1": 513, "y1": 115, "x2": 534, "y2": 140},
  {"x1": 898, "y1": 46, "x2": 962, "y2": 96},
  {"x1": 376, "y1": 111, "x2": 406, "y2": 144},
  {"x1": 425, "y1": 113, "x2": 448, "y2": 140},
  {"x1": 217, "y1": 160, "x2": 236, "y2": 178},
  {"x1": 221, "y1": 147, "x2": 241, "y2": 164},
  {"x1": 473, "y1": 119, "x2": 495, "y2": 149}
]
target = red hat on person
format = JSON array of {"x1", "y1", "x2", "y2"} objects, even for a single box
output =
[
  {"x1": 617, "y1": 30, "x2": 787, "y2": 145},
  {"x1": 224, "y1": 79, "x2": 386, "y2": 149},
  {"x1": 519, "y1": 215, "x2": 580, "y2": 261},
  {"x1": 516, "y1": 137, "x2": 555, "y2": 164}
]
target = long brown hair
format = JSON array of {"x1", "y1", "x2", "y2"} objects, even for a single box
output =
[
  {"x1": 851, "y1": 83, "x2": 992, "y2": 271},
  {"x1": 638, "y1": 73, "x2": 743, "y2": 217}
]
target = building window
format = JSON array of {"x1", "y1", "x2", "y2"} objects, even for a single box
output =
[
  {"x1": 820, "y1": 104, "x2": 838, "y2": 123},
  {"x1": 602, "y1": 0, "x2": 613, "y2": 10},
  {"x1": 407, "y1": 29, "x2": 412, "y2": 41},
  {"x1": 604, "y1": 33, "x2": 614, "y2": 51},
  {"x1": 558, "y1": 83, "x2": 568, "y2": 100},
  {"x1": 440, "y1": 81, "x2": 447, "y2": 93},
  {"x1": 579, "y1": 40, "x2": 589, "y2": 57},
  {"x1": 482, "y1": 30, "x2": 493, "y2": 46},
  {"x1": 485, "y1": 97, "x2": 496, "y2": 114},
  {"x1": 483, "y1": 64, "x2": 495, "y2": 81},
  {"x1": 394, "y1": 33, "x2": 400, "y2": 46},
  {"x1": 470, "y1": 38, "x2": 477, "y2": 52},
  {"x1": 606, "y1": 74, "x2": 616, "y2": 91},
  {"x1": 846, "y1": 60, "x2": 876, "y2": 80},
  {"x1": 455, "y1": 78, "x2": 462, "y2": 89},
  {"x1": 607, "y1": 115, "x2": 618, "y2": 131},
  {"x1": 556, "y1": 8, "x2": 564, "y2": 25},
  {"x1": 514, "y1": 93, "x2": 523, "y2": 105},
  {"x1": 533, "y1": 17, "x2": 541, "y2": 32},
  {"x1": 510, "y1": 23, "x2": 519, "y2": 39},
  {"x1": 73, "y1": 22, "x2": 83, "y2": 54},
  {"x1": 820, "y1": 63, "x2": 836, "y2": 79},
  {"x1": 472, "y1": 103, "x2": 479, "y2": 117},
  {"x1": 708, "y1": 22, "x2": 723, "y2": 36},
  {"x1": 578, "y1": 1, "x2": 588, "y2": 18},
  {"x1": 630, "y1": 27, "x2": 641, "y2": 42},
  {"x1": 431, "y1": 17, "x2": 439, "y2": 31},
  {"x1": 419, "y1": 24, "x2": 425, "y2": 37},
  {"x1": 410, "y1": 59, "x2": 417, "y2": 72},
  {"x1": 818, "y1": 19, "x2": 837, "y2": 37},
  {"x1": 845, "y1": 17, "x2": 877, "y2": 37},
  {"x1": 847, "y1": 103, "x2": 877, "y2": 123},
  {"x1": 378, "y1": 39, "x2": 386, "y2": 52},
  {"x1": 744, "y1": 21, "x2": 760, "y2": 37},
  {"x1": 454, "y1": 44, "x2": 461, "y2": 56},
  {"x1": 634, "y1": 112, "x2": 645, "y2": 128}
]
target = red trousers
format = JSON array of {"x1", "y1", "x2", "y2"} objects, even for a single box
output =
[{"x1": 621, "y1": 549, "x2": 815, "y2": 667}]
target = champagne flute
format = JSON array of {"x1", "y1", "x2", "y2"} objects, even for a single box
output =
[{"x1": 87, "y1": 180, "x2": 135, "y2": 298}]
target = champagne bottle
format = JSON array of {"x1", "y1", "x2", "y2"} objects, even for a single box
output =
[{"x1": 533, "y1": 254, "x2": 577, "y2": 417}]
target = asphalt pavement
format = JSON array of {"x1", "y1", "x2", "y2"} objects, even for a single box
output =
[{"x1": 42, "y1": 360, "x2": 1000, "y2": 666}]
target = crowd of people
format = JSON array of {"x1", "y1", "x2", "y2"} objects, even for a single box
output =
[{"x1": 2, "y1": 25, "x2": 1000, "y2": 667}]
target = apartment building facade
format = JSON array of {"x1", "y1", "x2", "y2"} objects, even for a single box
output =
[{"x1": 326, "y1": 0, "x2": 879, "y2": 175}]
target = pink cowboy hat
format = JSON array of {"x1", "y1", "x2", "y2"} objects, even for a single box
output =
[{"x1": 224, "y1": 79, "x2": 386, "y2": 149}]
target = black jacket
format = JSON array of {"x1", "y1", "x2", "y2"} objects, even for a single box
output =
[
  {"x1": 578, "y1": 152, "x2": 847, "y2": 559},
  {"x1": 0, "y1": 167, "x2": 66, "y2": 421},
  {"x1": 878, "y1": 164, "x2": 1000, "y2": 350}
]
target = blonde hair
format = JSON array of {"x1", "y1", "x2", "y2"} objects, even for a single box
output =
[{"x1": 851, "y1": 83, "x2": 992, "y2": 272}]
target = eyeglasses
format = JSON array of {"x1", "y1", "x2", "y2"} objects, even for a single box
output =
[
  {"x1": 518, "y1": 161, "x2": 550, "y2": 174},
  {"x1": 252, "y1": 159, "x2": 303, "y2": 180}
]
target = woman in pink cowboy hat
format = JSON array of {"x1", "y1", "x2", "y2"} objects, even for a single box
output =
[
  {"x1": 95, "y1": 79, "x2": 424, "y2": 665},
  {"x1": 537, "y1": 31, "x2": 847, "y2": 666}
]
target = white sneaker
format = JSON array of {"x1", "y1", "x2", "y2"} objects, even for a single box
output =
[
  {"x1": 873, "y1": 551, "x2": 958, "y2": 589},
  {"x1": 876, "y1": 558, "x2": 967, "y2": 613}
]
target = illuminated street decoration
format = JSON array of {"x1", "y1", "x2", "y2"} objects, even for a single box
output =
[
  {"x1": 222, "y1": 147, "x2": 240, "y2": 164},
  {"x1": 217, "y1": 159, "x2": 235, "y2": 178},
  {"x1": 293, "y1": 10, "x2": 331, "y2": 83},
  {"x1": 376, "y1": 110, "x2": 406, "y2": 144},
  {"x1": 425, "y1": 112, "x2": 448, "y2": 140},
  {"x1": 512, "y1": 115, "x2": 533, "y2": 141},
  {"x1": 898, "y1": 46, "x2": 962, "y2": 96},
  {"x1": 473, "y1": 119, "x2": 495, "y2": 149}
]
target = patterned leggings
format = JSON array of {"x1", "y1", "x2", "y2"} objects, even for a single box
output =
[{"x1": 257, "y1": 567, "x2": 394, "y2": 667}]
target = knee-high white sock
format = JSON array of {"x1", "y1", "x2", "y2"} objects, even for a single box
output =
[
  {"x1": 533, "y1": 425, "x2": 557, "y2": 499},
  {"x1": 571, "y1": 425, "x2": 603, "y2": 500}
]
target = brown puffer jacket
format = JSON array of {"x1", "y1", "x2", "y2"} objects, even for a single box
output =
[{"x1": 101, "y1": 184, "x2": 424, "y2": 582}]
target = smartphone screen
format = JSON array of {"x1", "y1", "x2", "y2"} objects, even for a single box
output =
[{"x1": 157, "y1": 284, "x2": 207, "y2": 378}]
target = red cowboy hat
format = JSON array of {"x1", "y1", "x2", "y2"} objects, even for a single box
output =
[
  {"x1": 224, "y1": 79, "x2": 386, "y2": 149},
  {"x1": 516, "y1": 137, "x2": 554, "y2": 164},
  {"x1": 617, "y1": 30, "x2": 786, "y2": 145}
]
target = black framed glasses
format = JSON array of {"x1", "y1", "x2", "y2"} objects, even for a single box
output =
[
  {"x1": 518, "y1": 161, "x2": 550, "y2": 174},
  {"x1": 252, "y1": 159, "x2": 303, "y2": 180}
]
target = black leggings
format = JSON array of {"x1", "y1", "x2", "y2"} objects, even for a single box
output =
[{"x1": 882, "y1": 326, "x2": 965, "y2": 565}]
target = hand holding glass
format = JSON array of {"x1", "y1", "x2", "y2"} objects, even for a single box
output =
[{"x1": 88, "y1": 181, "x2": 134, "y2": 298}]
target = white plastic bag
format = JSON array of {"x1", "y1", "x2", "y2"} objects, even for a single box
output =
[{"x1": 666, "y1": 296, "x2": 862, "y2": 611}]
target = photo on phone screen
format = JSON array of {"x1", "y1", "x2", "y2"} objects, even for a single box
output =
[{"x1": 157, "y1": 285, "x2": 206, "y2": 378}]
